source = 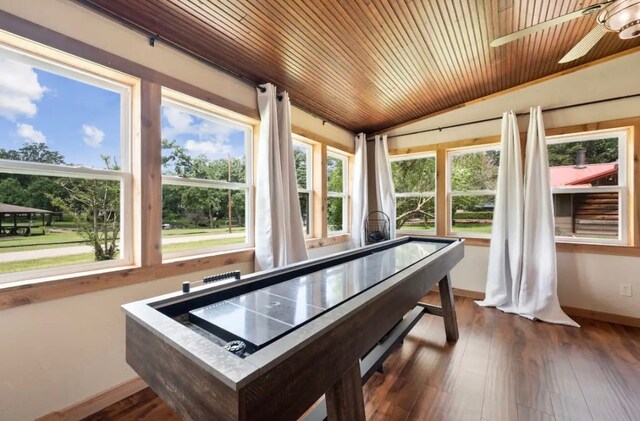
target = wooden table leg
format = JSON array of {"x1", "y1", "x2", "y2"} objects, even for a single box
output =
[
  {"x1": 438, "y1": 274, "x2": 459, "y2": 342},
  {"x1": 325, "y1": 361, "x2": 366, "y2": 421}
]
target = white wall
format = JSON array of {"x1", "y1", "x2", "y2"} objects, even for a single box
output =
[
  {"x1": 0, "y1": 1, "x2": 355, "y2": 419},
  {"x1": 387, "y1": 51, "x2": 640, "y2": 320}
]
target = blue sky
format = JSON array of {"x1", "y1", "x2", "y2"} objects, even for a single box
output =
[
  {"x1": 160, "y1": 104, "x2": 247, "y2": 165},
  {"x1": 0, "y1": 55, "x2": 121, "y2": 169},
  {"x1": 0, "y1": 53, "x2": 247, "y2": 172}
]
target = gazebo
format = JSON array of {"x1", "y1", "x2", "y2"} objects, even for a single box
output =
[{"x1": 0, "y1": 203, "x2": 52, "y2": 236}]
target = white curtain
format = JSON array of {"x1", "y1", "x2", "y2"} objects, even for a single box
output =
[
  {"x1": 520, "y1": 106, "x2": 578, "y2": 327},
  {"x1": 477, "y1": 111, "x2": 524, "y2": 312},
  {"x1": 374, "y1": 134, "x2": 396, "y2": 239},
  {"x1": 350, "y1": 133, "x2": 368, "y2": 247},
  {"x1": 255, "y1": 83, "x2": 308, "y2": 271},
  {"x1": 478, "y1": 107, "x2": 578, "y2": 327}
]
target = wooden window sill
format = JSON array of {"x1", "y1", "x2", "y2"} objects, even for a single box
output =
[
  {"x1": 0, "y1": 248, "x2": 254, "y2": 311},
  {"x1": 400, "y1": 232, "x2": 640, "y2": 256}
]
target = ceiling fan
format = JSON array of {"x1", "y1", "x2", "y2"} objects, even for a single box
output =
[{"x1": 491, "y1": 0, "x2": 640, "y2": 63}]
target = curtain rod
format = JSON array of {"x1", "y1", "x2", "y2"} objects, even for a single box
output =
[
  {"x1": 78, "y1": 1, "x2": 336, "y2": 127},
  {"x1": 367, "y1": 93, "x2": 640, "y2": 141}
]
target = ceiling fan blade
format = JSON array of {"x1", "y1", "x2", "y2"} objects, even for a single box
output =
[
  {"x1": 490, "y1": 1, "x2": 613, "y2": 47},
  {"x1": 558, "y1": 24, "x2": 607, "y2": 63}
]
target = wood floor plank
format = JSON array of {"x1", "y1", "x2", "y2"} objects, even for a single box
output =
[
  {"x1": 514, "y1": 320, "x2": 554, "y2": 416},
  {"x1": 82, "y1": 297, "x2": 640, "y2": 421},
  {"x1": 568, "y1": 354, "x2": 631, "y2": 421},
  {"x1": 517, "y1": 404, "x2": 556, "y2": 421},
  {"x1": 445, "y1": 369, "x2": 486, "y2": 421},
  {"x1": 481, "y1": 311, "x2": 518, "y2": 421},
  {"x1": 550, "y1": 393, "x2": 593, "y2": 421},
  {"x1": 406, "y1": 385, "x2": 451, "y2": 421}
]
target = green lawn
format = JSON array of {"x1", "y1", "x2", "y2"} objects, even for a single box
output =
[
  {"x1": 0, "y1": 253, "x2": 95, "y2": 274},
  {"x1": 452, "y1": 223, "x2": 492, "y2": 234},
  {"x1": 161, "y1": 227, "x2": 245, "y2": 237},
  {"x1": 162, "y1": 236, "x2": 245, "y2": 253},
  {"x1": 0, "y1": 236, "x2": 246, "y2": 274},
  {"x1": 0, "y1": 230, "x2": 84, "y2": 252},
  {"x1": 399, "y1": 224, "x2": 435, "y2": 231}
]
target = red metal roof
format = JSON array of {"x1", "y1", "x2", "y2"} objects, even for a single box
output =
[{"x1": 549, "y1": 163, "x2": 618, "y2": 187}]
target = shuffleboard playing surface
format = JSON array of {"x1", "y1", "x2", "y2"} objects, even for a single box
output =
[{"x1": 189, "y1": 241, "x2": 446, "y2": 351}]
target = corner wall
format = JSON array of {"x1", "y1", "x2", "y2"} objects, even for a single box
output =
[{"x1": 385, "y1": 51, "x2": 640, "y2": 321}]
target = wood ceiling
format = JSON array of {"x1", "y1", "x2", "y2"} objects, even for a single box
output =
[{"x1": 81, "y1": 0, "x2": 640, "y2": 133}]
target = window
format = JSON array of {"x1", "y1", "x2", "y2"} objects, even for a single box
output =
[
  {"x1": 548, "y1": 130, "x2": 628, "y2": 244},
  {"x1": 391, "y1": 153, "x2": 436, "y2": 233},
  {"x1": 0, "y1": 45, "x2": 133, "y2": 282},
  {"x1": 293, "y1": 138, "x2": 313, "y2": 236},
  {"x1": 327, "y1": 151, "x2": 348, "y2": 234},
  {"x1": 448, "y1": 145, "x2": 500, "y2": 237},
  {"x1": 160, "y1": 93, "x2": 252, "y2": 258}
]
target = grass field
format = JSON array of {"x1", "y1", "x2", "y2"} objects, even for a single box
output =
[
  {"x1": 0, "y1": 253, "x2": 96, "y2": 274},
  {"x1": 0, "y1": 231, "x2": 246, "y2": 274},
  {"x1": 0, "y1": 230, "x2": 84, "y2": 252},
  {"x1": 451, "y1": 223, "x2": 492, "y2": 234},
  {"x1": 162, "y1": 236, "x2": 245, "y2": 254},
  {"x1": 161, "y1": 227, "x2": 245, "y2": 237}
]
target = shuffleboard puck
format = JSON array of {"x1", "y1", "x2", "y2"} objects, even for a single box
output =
[{"x1": 224, "y1": 340, "x2": 246, "y2": 356}]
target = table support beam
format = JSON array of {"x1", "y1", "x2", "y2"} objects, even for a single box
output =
[
  {"x1": 438, "y1": 274, "x2": 459, "y2": 341},
  {"x1": 325, "y1": 362, "x2": 366, "y2": 421}
]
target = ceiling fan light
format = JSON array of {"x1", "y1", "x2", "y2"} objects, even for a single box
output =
[
  {"x1": 602, "y1": 0, "x2": 640, "y2": 33},
  {"x1": 619, "y1": 20, "x2": 640, "y2": 38}
]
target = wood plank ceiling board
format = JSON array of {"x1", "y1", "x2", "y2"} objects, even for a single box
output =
[{"x1": 80, "y1": 0, "x2": 640, "y2": 133}]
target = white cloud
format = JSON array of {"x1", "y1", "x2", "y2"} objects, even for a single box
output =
[
  {"x1": 162, "y1": 106, "x2": 235, "y2": 144},
  {"x1": 0, "y1": 57, "x2": 47, "y2": 121},
  {"x1": 16, "y1": 123, "x2": 46, "y2": 144},
  {"x1": 184, "y1": 139, "x2": 231, "y2": 158},
  {"x1": 82, "y1": 124, "x2": 105, "y2": 148}
]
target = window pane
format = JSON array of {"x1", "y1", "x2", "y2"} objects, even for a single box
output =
[
  {"x1": 392, "y1": 157, "x2": 435, "y2": 193},
  {"x1": 0, "y1": 53, "x2": 123, "y2": 169},
  {"x1": 0, "y1": 174, "x2": 122, "y2": 274},
  {"x1": 450, "y1": 149, "x2": 500, "y2": 191},
  {"x1": 327, "y1": 196, "x2": 343, "y2": 232},
  {"x1": 554, "y1": 191, "x2": 619, "y2": 240},
  {"x1": 161, "y1": 102, "x2": 248, "y2": 183},
  {"x1": 396, "y1": 196, "x2": 435, "y2": 231},
  {"x1": 548, "y1": 137, "x2": 619, "y2": 188},
  {"x1": 299, "y1": 192, "x2": 310, "y2": 235},
  {"x1": 162, "y1": 185, "x2": 246, "y2": 254},
  {"x1": 162, "y1": 185, "x2": 246, "y2": 253},
  {"x1": 327, "y1": 156, "x2": 344, "y2": 193},
  {"x1": 451, "y1": 195, "x2": 494, "y2": 235},
  {"x1": 294, "y1": 144, "x2": 309, "y2": 189}
]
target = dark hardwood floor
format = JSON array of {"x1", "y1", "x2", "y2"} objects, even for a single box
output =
[{"x1": 86, "y1": 295, "x2": 640, "y2": 421}]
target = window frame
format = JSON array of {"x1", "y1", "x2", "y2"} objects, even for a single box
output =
[
  {"x1": 446, "y1": 143, "x2": 500, "y2": 239},
  {"x1": 293, "y1": 136, "x2": 314, "y2": 238},
  {"x1": 547, "y1": 129, "x2": 629, "y2": 246},
  {"x1": 0, "y1": 44, "x2": 135, "y2": 285},
  {"x1": 159, "y1": 94, "x2": 254, "y2": 260},
  {"x1": 390, "y1": 152, "x2": 437, "y2": 235},
  {"x1": 327, "y1": 149, "x2": 349, "y2": 236}
]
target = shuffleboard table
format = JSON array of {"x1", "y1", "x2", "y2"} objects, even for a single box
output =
[{"x1": 123, "y1": 236, "x2": 464, "y2": 421}]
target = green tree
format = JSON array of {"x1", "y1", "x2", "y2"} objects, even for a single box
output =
[
  {"x1": 547, "y1": 138, "x2": 617, "y2": 166},
  {"x1": 49, "y1": 156, "x2": 121, "y2": 261},
  {"x1": 450, "y1": 150, "x2": 500, "y2": 212},
  {"x1": 327, "y1": 157, "x2": 343, "y2": 231},
  {"x1": 0, "y1": 142, "x2": 65, "y2": 164},
  {"x1": 391, "y1": 157, "x2": 436, "y2": 229}
]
